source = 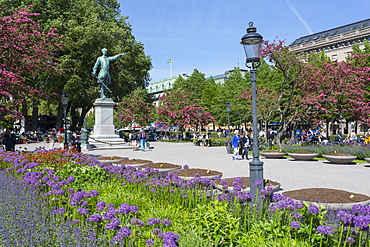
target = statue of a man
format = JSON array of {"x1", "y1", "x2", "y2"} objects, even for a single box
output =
[{"x1": 92, "y1": 48, "x2": 124, "y2": 99}]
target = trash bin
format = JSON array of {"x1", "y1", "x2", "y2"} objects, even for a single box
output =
[
  {"x1": 71, "y1": 142, "x2": 81, "y2": 152},
  {"x1": 118, "y1": 130, "x2": 124, "y2": 138},
  {"x1": 225, "y1": 140, "x2": 233, "y2": 154}
]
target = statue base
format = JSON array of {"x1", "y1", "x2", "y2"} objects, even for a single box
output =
[{"x1": 89, "y1": 98, "x2": 130, "y2": 150}]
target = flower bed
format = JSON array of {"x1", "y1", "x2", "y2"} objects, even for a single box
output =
[{"x1": 1, "y1": 148, "x2": 370, "y2": 246}]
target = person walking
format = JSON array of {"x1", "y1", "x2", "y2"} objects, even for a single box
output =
[
  {"x1": 48, "y1": 128, "x2": 56, "y2": 150},
  {"x1": 240, "y1": 133, "x2": 250, "y2": 160},
  {"x1": 3, "y1": 129, "x2": 16, "y2": 152},
  {"x1": 231, "y1": 130, "x2": 241, "y2": 160},
  {"x1": 130, "y1": 131, "x2": 138, "y2": 151},
  {"x1": 205, "y1": 130, "x2": 211, "y2": 147},
  {"x1": 139, "y1": 128, "x2": 147, "y2": 152}
]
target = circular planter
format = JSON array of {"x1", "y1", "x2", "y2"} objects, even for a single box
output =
[
  {"x1": 282, "y1": 188, "x2": 370, "y2": 210},
  {"x1": 216, "y1": 177, "x2": 281, "y2": 193},
  {"x1": 288, "y1": 151, "x2": 318, "y2": 161},
  {"x1": 174, "y1": 168, "x2": 223, "y2": 181},
  {"x1": 260, "y1": 151, "x2": 286, "y2": 159},
  {"x1": 96, "y1": 156, "x2": 129, "y2": 163},
  {"x1": 364, "y1": 158, "x2": 370, "y2": 167},
  {"x1": 136, "y1": 162, "x2": 182, "y2": 174},
  {"x1": 112, "y1": 159, "x2": 153, "y2": 167},
  {"x1": 322, "y1": 153, "x2": 357, "y2": 164}
]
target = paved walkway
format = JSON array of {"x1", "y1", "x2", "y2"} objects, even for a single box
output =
[{"x1": 15, "y1": 141, "x2": 370, "y2": 196}]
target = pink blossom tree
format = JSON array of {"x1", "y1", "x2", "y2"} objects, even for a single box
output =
[
  {"x1": 0, "y1": 6, "x2": 60, "y2": 123},
  {"x1": 114, "y1": 89, "x2": 154, "y2": 128},
  {"x1": 156, "y1": 90, "x2": 214, "y2": 130},
  {"x1": 299, "y1": 55, "x2": 370, "y2": 128}
]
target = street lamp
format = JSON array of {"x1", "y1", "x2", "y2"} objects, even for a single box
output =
[
  {"x1": 225, "y1": 102, "x2": 232, "y2": 154},
  {"x1": 241, "y1": 22, "x2": 264, "y2": 202},
  {"x1": 61, "y1": 91, "x2": 69, "y2": 150}
]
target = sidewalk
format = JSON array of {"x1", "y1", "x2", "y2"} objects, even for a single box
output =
[{"x1": 15, "y1": 141, "x2": 370, "y2": 196}]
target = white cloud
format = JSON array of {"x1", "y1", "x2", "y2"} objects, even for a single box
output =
[{"x1": 285, "y1": 0, "x2": 313, "y2": 34}]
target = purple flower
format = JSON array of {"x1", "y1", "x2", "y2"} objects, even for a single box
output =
[
  {"x1": 118, "y1": 226, "x2": 131, "y2": 237},
  {"x1": 233, "y1": 185, "x2": 242, "y2": 192},
  {"x1": 345, "y1": 237, "x2": 355, "y2": 244},
  {"x1": 183, "y1": 165, "x2": 189, "y2": 169},
  {"x1": 71, "y1": 219, "x2": 80, "y2": 225},
  {"x1": 290, "y1": 221, "x2": 300, "y2": 229},
  {"x1": 254, "y1": 180, "x2": 263, "y2": 186},
  {"x1": 337, "y1": 210, "x2": 354, "y2": 225},
  {"x1": 130, "y1": 205, "x2": 139, "y2": 213},
  {"x1": 118, "y1": 203, "x2": 130, "y2": 214},
  {"x1": 352, "y1": 204, "x2": 366, "y2": 214},
  {"x1": 308, "y1": 205, "x2": 319, "y2": 215},
  {"x1": 89, "y1": 190, "x2": 99, "y2": 197},
  {"x1": 76, "y1": 207, "x2": 89, "y2": 215},
  {"x1": 130, "y1": 217, "x2": 145, "y2": 227},
  {"x1": 105, "y1": 218, "x2": 121, "y2": 230},
  {"x1": 272, "y1": 193, "x2": 285, "y2": 202},
  {"x1": 66, "y1": 176, "x2": 75, "y2": 183},
  {"x1": 110, "y1": 235, "x2": 123, "y2": 244},
  {"x1": 152, "y1": 228, "x2": 163, "y2": 236},
  {"x1": 316, "y1": 225, "x2": 334, "y2": 235},
  {"x1": 161, "y1": 218, "x2": 172, "y2": 226},
  {"x1": 80, "y1": 201, "x2": 88, "y2": 207},
  {"x1": 89, "y1": 214, "x2": 103, "y2": 222},
  {"x1": 103, "y1": 209, "x2": 116, "y2": 221},
  {"x1": 147, "y1": 218, "x2": 161, "y2": 226},
  {"x1": 233, "y1": 177, "x2": 242, "y2": 185},
  {"x1": 353, "y1": 215, "x2": 370, "y2": 229},
  {"x1": 51, "y1": 207, "x2": 65, "y2": 215},
  {"x1": 96, "y1": 201, "x2": 106, "y2": 211},
  {"x1": 146, "y1": 239, "x2": 154, "y2": 246}
]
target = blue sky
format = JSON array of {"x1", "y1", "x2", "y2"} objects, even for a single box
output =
[{"x1": 118, "y1": 0, "x2": 370, "y2": 83}]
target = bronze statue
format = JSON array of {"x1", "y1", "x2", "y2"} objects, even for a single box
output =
[{"x1": 92, "y1": 48, "x2": 124, "y2": 99}]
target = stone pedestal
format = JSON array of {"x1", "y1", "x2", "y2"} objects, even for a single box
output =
[{"x1": 89, "y1": 98, "x2": 130, "y2": 149}]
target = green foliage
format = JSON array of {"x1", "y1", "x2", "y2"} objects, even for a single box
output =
[
  {"x1": 172, "y1": 69, "x2": 208, "y2": 101},
  {"x1": 0, "y1": 0, "x2": 152, "y2": 129},
  {"x1": 282, "y1": 144, "x2": 370, "y2": 159},
  {"x1": 190, "y1": 200, "x2": 242, "y2": 246},
  {"x1": 55, "y1": 161, "x2": 108, "y2": 186}
]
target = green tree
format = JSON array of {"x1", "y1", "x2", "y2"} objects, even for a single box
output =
[
  {"x1": 0, "y1": 0, "x2": 152, "y2": 130},
  {"x1": 172, "y1": 69, "x2": 208, "y2": 100}
]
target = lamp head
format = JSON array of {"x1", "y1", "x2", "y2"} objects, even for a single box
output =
[{"x1": 241, "y1": 22, "x2": 263, "y2": 64}]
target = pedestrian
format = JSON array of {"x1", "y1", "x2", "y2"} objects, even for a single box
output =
[
  {"x1": 349, "y1": 130, "x2": 357, "y2": 143},
  {"x1": 240, "y1": 133, "x2": 250, "y2": 160},
  {"x1": 139, "y1": 128, "x2": 147, "y2": 152},
  {"x1": 48, "y1": 128, "x2": 56, "y2": 150},
  {"x1": 130, "y1": 131, "x2": 138, "y2": 151},
  {"x1": 3, "y1": 129, "x2": 16, "y2": 152},
  {"x1": 205, "y1": 130, "x2": 211, "y2": 147},
  {"x1": 231, "y1": 130, "x2": 241, "y2": 160}
]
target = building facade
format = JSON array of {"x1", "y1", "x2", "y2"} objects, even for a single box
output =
[{"x1": 289, "y1": 18, "x2": 370, "y2": 62}]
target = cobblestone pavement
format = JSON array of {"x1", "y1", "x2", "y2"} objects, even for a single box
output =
[{"x1": 16, "y1": 141, "x2": 370, "y2": 196}]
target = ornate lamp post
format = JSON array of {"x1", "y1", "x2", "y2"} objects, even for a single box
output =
[
  {"x1": 241, "y1": 22, "x2": 264, "y2": 201},
  {"x1": 225, "y1": 102, "x2": 232, "y2": 154},
  {"x1": 61, "y1": 92, "x2": 69, "y2": 150}
]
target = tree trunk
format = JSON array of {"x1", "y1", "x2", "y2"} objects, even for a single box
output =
[
  {"x1": 276, "y1": 121, "x2": 297, "y2": 149},
  {"x1": 31, "y1": 106, "x2": 38, "y2": 131},
  {"x1": 22, "y1": 101, "x2": 29, "y2": 131}
]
